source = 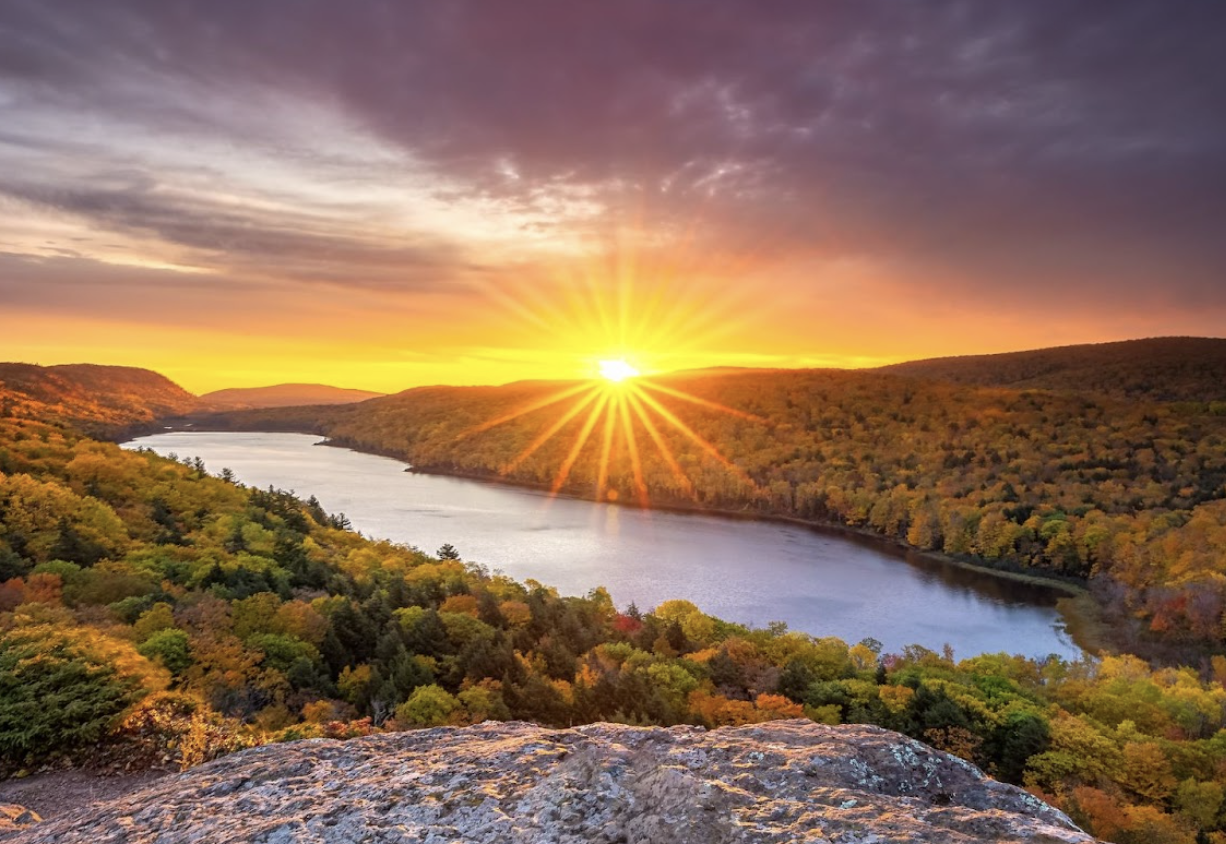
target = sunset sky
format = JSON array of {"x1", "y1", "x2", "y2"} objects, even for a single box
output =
[{"x1": 2, "y1": 1, "x2": 1224, "y2": 393}]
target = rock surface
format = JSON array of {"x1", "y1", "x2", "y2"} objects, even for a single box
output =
[
  {"x1": 0, "y1": 769, "x2": 169, "y2": 831},
  {"x1": 0, "y1": 806, "x2": 41, "y2": 836},
  {"x1": 9, "y1": 720, "x2": 1096, "y2": 843}
]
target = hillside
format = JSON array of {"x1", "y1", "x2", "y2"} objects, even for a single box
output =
[
  {"x1": 7, "y1": 721, "x2": 1094, "y2": 843},
  {"x1": 2, "y1": 365, "x2": 1224, "y2": 841},
  {"x1": 0, "y1": 363, "x2": 196, "y2": 434},
  {"x1": 193, "y1": 363, "x2": 1226, "y2": 652},
  {"x1": 0, "y1": 365, "x2": 386, "y2": 431},
  {"x1": 877, "y1": 337, "x2": 1226, "y2": 402},
  {"x1": 196, "y1": 383, "x2": 384, "y2": 411}
]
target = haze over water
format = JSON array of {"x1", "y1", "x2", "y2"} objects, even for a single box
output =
[{"x1": 126, "y1": 431, "x2": 1082, "y2": 660}]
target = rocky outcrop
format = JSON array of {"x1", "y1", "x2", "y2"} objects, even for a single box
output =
[{"x1": 9, "y1": 720, "x2": 1095, "y2": 843}]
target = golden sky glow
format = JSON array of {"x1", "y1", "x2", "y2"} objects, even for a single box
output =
[
  {"x1": 2, "y1": 3, "x2": 1223, "y2": 394},
  {"x1": 0, "y1": 233, "x2": 1214, "y2": 395}
]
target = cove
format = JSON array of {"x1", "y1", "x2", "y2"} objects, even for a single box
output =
[{"x1": 124, "y1": 431, "x2": 1083, "y2": 660}]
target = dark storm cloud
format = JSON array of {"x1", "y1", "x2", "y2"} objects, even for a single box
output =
[{"x1": 1, "y1": 0, "x2": 1224, "y2": 303}]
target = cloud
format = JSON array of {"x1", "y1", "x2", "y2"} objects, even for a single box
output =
[
  {"x1": 1, "y1": 0, "x2": 1224, "y2": 363},
  {"x1": 0, "y1": 175, "x2": 473, "y2": 289}
]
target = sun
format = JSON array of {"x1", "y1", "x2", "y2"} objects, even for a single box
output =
[
  {"x1": 456, "y1": 237, "x2": 767, "y2": 506},
  {"x1": 456, "y1": 352, "x2": 764, "y2": 508},
  {"x1": 598, "y1": 359, "x2": 640, "y2": 383}
]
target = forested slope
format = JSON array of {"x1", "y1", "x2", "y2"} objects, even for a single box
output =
[
  {"x1": 3, "y1": 368, "x2": 1226, "y2": 840},
  {"x1": 878, "y1": 337, "x2": 1226, "y2": 402},
  {"x1": 198, "y1": 364, "x2": 1226, "y2": 651},
  {"x1": 0, "y1": 363, "x2": 196, "y2": 435},
  {"x1": 0, "y1": 362, "x2": 385, "y2": 433}
]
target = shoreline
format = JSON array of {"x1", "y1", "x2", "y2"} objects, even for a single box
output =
[
  {"x1": 308, "y1": 438, "x2": 1100, "y2": 652},
  {"x1": 411, "y1": 463, "x2": 1087, "y2": 594},
  {"x1": 137, "y1": 426, "x2": 1101, "y2": 655},
  {"x1": 325, "y1": 442, "x2": 1088, "y2": 597}
]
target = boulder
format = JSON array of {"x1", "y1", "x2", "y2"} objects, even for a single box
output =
[{"x1": 8, "y1": 720, "x2": 1096, "y2": 843}]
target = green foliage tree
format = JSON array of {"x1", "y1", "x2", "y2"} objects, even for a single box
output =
[
  {"x1": 0, "y1": 620, "x2": 154, "y2": 764},
  {"x1": 138, "y1": 628, "x2": 193, "y2": 674},
  {"x1": 395, "y1": 684, "x2": 460, "y2": 727}
]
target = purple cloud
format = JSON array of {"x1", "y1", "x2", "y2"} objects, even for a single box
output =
[{"x1": 1, "y1": 0, "x2": 1224, "y2": 329}]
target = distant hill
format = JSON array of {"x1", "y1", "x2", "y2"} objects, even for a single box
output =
[
  {"x1": 0, "y1": 362, "x2": 196, "y2": 433},
  {"x1": 197, "y1": 383, "x2": 384, "y2": 411},
  {"x1": 876, "y1": 337, "x2": 1226, "y2": 402}
]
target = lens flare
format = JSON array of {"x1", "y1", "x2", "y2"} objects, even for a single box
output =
[
  {"x1": 469, "y1": 223, "x2": 768, "y2": 506},
  {"x1": 470, "y1": 363, "x2": 761, "y2": 508}
]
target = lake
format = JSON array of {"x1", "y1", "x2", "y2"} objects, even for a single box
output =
[{"x1": 124, "y1": 431, "x2": 1082, "y2": 660}]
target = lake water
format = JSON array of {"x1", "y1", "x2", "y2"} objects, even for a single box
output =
[{"x1": 124, "y1": 431, "x2": 1082, "y2": 660}]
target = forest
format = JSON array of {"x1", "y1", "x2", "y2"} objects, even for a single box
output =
[
  {"x1": 879, "y1": 336, "x2": 1226, "y2": 402},
  {"x1": 3, "y1": 350, "x2": 1226, "y2": 842},
  {"x1": 203, "y1": 351, "x2": 1226, "y2": 658}
]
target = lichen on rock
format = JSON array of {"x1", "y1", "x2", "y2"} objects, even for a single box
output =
[{"x1": 0, "y1": 805, "x2": 41, "y2": 836}]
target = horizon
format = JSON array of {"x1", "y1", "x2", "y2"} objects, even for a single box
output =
[
  {"x1": 8, "y1": 332, "x2": 1225, "y2": 395},
  {"x1": 3, "y1": 2, "x2": 1225, "y2": 393}
]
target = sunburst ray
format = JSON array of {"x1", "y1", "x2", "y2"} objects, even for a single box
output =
[
  {"x1": 550, "y1": 392, "x2": 610, "y2": 494},
  {"x1": 595, "y1": 391, "x2": 619, "y2": 499},
  {"x1": 628, "y1": 383, "x2": 759, "y2": 490},
  {"x1": 616, "y1": 389, "x2": 650, "y2": 507},
  {"x1": 460, "y1": 381, "x2": 597, "y2": 440},
  {"x1": 461, "y1": 218, "x2": 776, "y2": 505},
  {"x1": 626, "y1": 390, "x2": 696, "y2": 499},
  {"x1": 502, "y1": 386, "x2": 603, "y2": 474},
  {"x1": 637, "y1": 380, "x2": 764, "y2": 422}
]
